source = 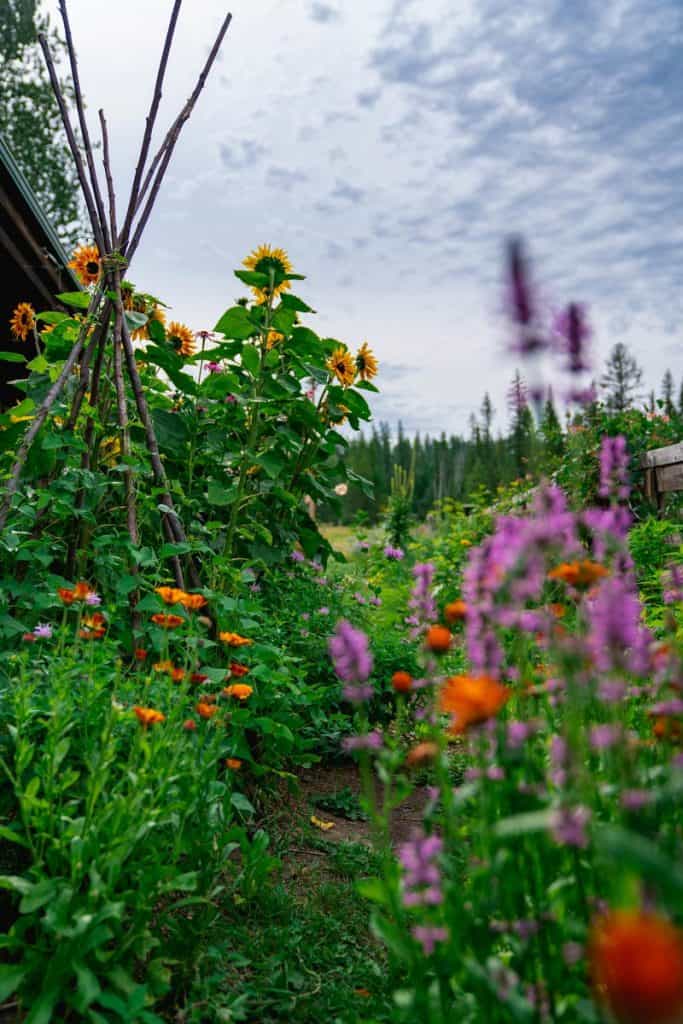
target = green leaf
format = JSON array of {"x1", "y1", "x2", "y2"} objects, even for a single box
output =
[
  {"x1": 20, "y1": 878, "x2": 59, "y2": 913},
  {"x1": 124, "y1": 311, "x2": 147, "y2": 331},
  {"x1": 214, "y1": 306, "x2": 258, "y2": 341},
  {"x1": 0, "y1": 825, "x2": 29, "y2": 849},
  {"x1": 279, "y1": 293, "x2": 314, "y2": 313},
  {"x1": 26, "y1": 354, "x2": 48, "y2": 373},
  {"x1": 234, "y1": 269, "x2": 269, "y2": 287},
  {"x1": 494, "y1": 809, "x2": 553, "y2": 838},
  {"x1": 56, "y1": 291, "x2": 90, "y2": 310},
  {"x1": 207, "y1": 481, "x2": 239, "y2": 506},
  {"x1": 148, "y1": 317, "x2": 166, "y2": 344},
  {"x1": 74, "y1": 964, "x2": 101, "y2": 1010},
  {"x1": 0, "y1": 351, "x2": 27, "y2": 363},
  {"x1": 240, "y1": 344, "x2": 260, "y2": 376},
  {"x1": 0, "y1": 965, "x2": 25, "y2": 1002},
  {"x1": 258, "y1": 450, "x2": 287, "y2": 479},
  {"x1": 270, "y1": 308, "x2": 297, "y2": 335},
  {"x1": 231, "y1": 792, "x2": 255, "y2": 816},
  {"x1": 151, "y1": 408, "x2": 189, "y2": 448},
  {"x1": 595, "y1": 825, "x2": 683, "y2": 900},
  {"x1": 36, "y1": 311, "x2": 68, "y2": 325}
]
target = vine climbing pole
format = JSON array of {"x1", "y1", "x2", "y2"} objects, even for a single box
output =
[{"x1": 0, "y1": 1, "x2": 232, "y2": 594}]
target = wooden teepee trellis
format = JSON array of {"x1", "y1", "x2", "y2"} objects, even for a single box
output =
[{"x1": 0, "y1": 1, "x2": 232, "y2": 592}]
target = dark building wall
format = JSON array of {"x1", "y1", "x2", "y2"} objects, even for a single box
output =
[{"x1": 0, "y1": 134, "x2": 78, "y2": 408}]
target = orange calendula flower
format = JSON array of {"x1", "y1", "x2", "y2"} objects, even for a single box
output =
[
  {"x1": 155, "y1": 586, "x2": 186, "y2": 605},
  {"x1": 179, "y1": 592, "x2": 208, "y2": 611},
  {"x1": 73, "y1": 581, "x2": 93, "y2": 601},
  {"x1": 153, "y1": 659, "x2": 175, "y2": 674},
  {"x1": 219, "y1": 631, "x2": 253, "y2": 647},
  {"x1": 225, "y1": 758, "x2": 242, "y2": 771},
  {"x1": 134, "y1": 648, "x2": 148, "y2": 661},
  {"x1": 151, "y1": 613, "x2": 184, "y2": 629},
  {"x1": 439, "y1": 675, "x2": 510, "y2": 734},
  {"x1": 170, "y1": 667, "x2": 186, "y2": 683},
  {"x1": 327, "y1": 346, "x2": 357, "y2": 387},
  {"x1": 589, "y1": 910, "x2": 683, "y2": 1024},
  {"x1": 69, "y1": 244, "x2": 101, "y2": 286},
  {"x1": 548, "y1": 560, "x2": 608, "y2": 588},
  {"x1": 425, "y1": 625, "x2": 452, "y2": 654},
  {"x1": 167, "y1": 321, "x2": 196, "y2": 358},
  {"x1": 406, "y1": 741, "x2": 439, "y2": 767},
  {"x1": 79, "y1": 612, "x2": 106, "y2": 640},
  {"x1": 134, "y1": 706, "x2": 165, "y2": 728},
  {"x1": 652, "y1": 718, "x2": 683, "y2": 744},
  {"x1": 58, "y1": 587, "x2": 76, "y2": 605},
  {"x1": 391, "y1": 670, "x2": 413, "y2": 693},
  {"x1": 10, "y1": 302, "x2": 35, "y2": 342},
  {"x1": 229, "y1": 662, "x2": 250, "y2": 678},
  {"x1": 190, "y1": 672, "x2": 208, "y2": 685},
  {"x1": 223, "y1": 683, "x2": 253, "y2": 701},
  {"x1": 196, "y1": 702, "x2": 219, "y2": 720},
  {"x1": 549, "y1": 603, "x2": 566, "y2": 618},
  {"x1": 183, "y1": 719, "x2": 197, "y2": 732},
  {"x1": 444, "y1": 600, "x2": 467, "y2": 624}
]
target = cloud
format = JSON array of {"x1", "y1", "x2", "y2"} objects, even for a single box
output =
[
  {"x1": 308, "y1": 2, "x2": 341, "y2": 23},
  {"x1": 265, "y1": 166, "x2": 309, "y2": 191}
]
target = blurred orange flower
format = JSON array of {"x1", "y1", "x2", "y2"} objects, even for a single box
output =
[
  {"x1": 444, "y1": 600, "x2": 467, "y2": 624},
  {"x1": 225, "y1": 758, "x2": 242, "y2": 770},
  {"x1": 196, "y1": 702, "x2": 219, "y2": 719},
  {"x1": 134, "y1": 706, "x2": 165, "y2": 728},
  {"x1": 406, "y1": 741, "x2": 439, "y2": 767},
  {"x1": 180, "y1": 593, "x2": 208, "y2": 611},
  {"x1": 590, "y1": 910, "x2": 683, "y2": 1024},
  {"x1": 425, "y1": 625, "x2": 452, "y2": 654},
  {"x1": 391, "y1": 670, "x2": 413, "y2": 693},
  {"x1": 229, "y1": 662, "x2": 250, "y2": 677},
  {"x1": 440, "y1": 675, "x2": 510, "y2": 734},
  {"x1": 154, "y1": 659, "x2": 175, "y2": 673},
  {"x1": 79, "y1": 612, "x2": 106, "y2": 640},
  {"x1": 134, "y1": 648, "x2": 148, "y2": 661},
  {"x1": 156, "y1": 586, "x2": 185, "y2": 605},
  {"x1": 151, "y1": 613, "x2": 184, "y2": 629},
  {"x1": 219, "y1": 631, "x2": 253, "y2": 647},
  {"x1": 73, "y1": 581, "x2": 92, "y2": 601},
  {"x1": 223, "y1": 683, "x2": 253, "y2": 701},
  {"x1": 58, "y1": 587, "x2": 75, "y2": 605},
  {"x1": 548, "y1": 560, "x2": 608, "y2": 588}
]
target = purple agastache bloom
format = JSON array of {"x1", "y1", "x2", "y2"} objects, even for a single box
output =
[
  {"x1": 314, "y1": 576, "x2": 329, "y2": 586},
  {"x1": 512, "y1": 919, "x2": 539, "y2": 940},
  {"x1": 207, "y1": 361, "x2": 222, "y2": 373},
  {"x1": 589, "y1": 724, "x2": 621, "y2": 751},
  {"x1": 33, "y1": 623, "x2": 53, "y2": 639},
  {"x1": 399, "y1": 832, "x2": 444, "y2": 908},
  {"x1": 408, "y1": 562, "x2": 437, "y2": 633},
  {"x1": 663, "y1": 563, "x2": 683, "y2": 604},
  {"x1": 85, "y1": 592, "x2": 101, "y2": 606},
  {"x1": 249, "y1": 583, "x2": 261, "y2": 593},
  {"x1": 329, "y1": 619, "x2": 373, "y2": 683},
  {"x1": 342, "y1": 730, "x2": 382, "y2": 752},
  {"x1": 599, "y1": 678, "x2": 627, "y2": 703},
  {"x1": 551, "y1": 805, "x2": 591, "y2": 848},
  {"x1": 487, "y1": 765, "x2": 505, "y2": 781},
  {"x1": 369, "y1": 595, "x2": 382, "y2": 607},
  {"x1": 554, "y1": 303, "x2": 591, "y2": 374},
  {"x1": 506, "y1": 720, "x2": 535, "y2": 750},
  {"x1": 342, "y1": 683, "x2": 374, "y2": 703},
  {"x1": 301, "y1": 612, "x2": 310, "y2": 621},
  {"x1": 318, "y1": 606, "x2": 330, "y2": 616},
  {"x1": 404, "y1": 614, "x2": 420, "y2": 627},
  {"x1": 650, "y1": 698, "x2": 683, "y2": 716},
  {"x1": 586, "y1": 575, "x2": 652, "y2": 677},
  {"x1": 300, "y1": 628, "x2": 309, "y2": 638},
  {"x1": 506, "y1": 239, "x2": 547, "y2": 356},
  {"x1": 549, "y1": 735, "x2": 568, "y2": 788},
  {"x1": 621, "y1": 789, "x2": 652, "y2": 811},
  {"x1": 353, "y1": 592, "x2": 366, "y2": 605},
  {"x1": 599, "y1": 434, "x2": 630, "y2": 501},
  {"x1": 357, "y1": 540, "x2": 370, "y2": 552},
  {"x1": 384, "y1": 545, "x2": 405, "y2": 561},
  {"x1": 412, "y1": 925, "x2": 448, "y2": 955},
  {"x1": 566, "y1": 384, "x2": 597, "y2": 406},
  {"x1": 290, "y1": 549, "x2": 305, "y2": 563}
]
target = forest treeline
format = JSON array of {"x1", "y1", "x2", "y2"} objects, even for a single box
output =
[{"x1": 328, "y1": 343, "x2": 682, "y2": 523}]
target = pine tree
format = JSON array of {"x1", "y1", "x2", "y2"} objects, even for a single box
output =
[
  {"x1": 0, "y1": 1, "x2": 83, "y2": 246},
  {"x1": 600, "y1": 343, "x2": 643, "y2": 412},
  {"x1": 540, "y1": 394, "x2": 565, "y2": 463},
  {"x1": 662, "y1": 369, "x2": 675, "y2": 415}
]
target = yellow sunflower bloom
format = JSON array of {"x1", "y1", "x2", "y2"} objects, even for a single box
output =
[
  {"x1": 167, "y1": 321, "x2": 195, "y2": 358},
  {"x1": 266, "y1": 330, "x2": 284, "y2": 350},
  {"x1": 242, "y1": 243, "x2": 293, "y2": 304},
  {"x1": 68, "y1": 244, "x2": 101, "y2": 286},
  {"x1": 9, "y1": 302, "x2": 35, "y2": 342},
  {"x1": 355, "y1": 342, "x2": 378, "y2": 381},
  {"x1": 327, "y1": 347, "x2": 357, "y2": 387}
]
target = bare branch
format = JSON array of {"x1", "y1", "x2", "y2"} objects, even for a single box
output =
[
  {"x1": 57, "y1": 0, "x2": 111, "y2": 252},
  {"x1": 118, "y1": 0, "x2": 183, "y2": 251},
  {"x1": 128, "y1": 11, "x2": 232, "y2": 259},
  {"x1": 98, "y1": 110, "x2": 117, "y2": 244},
  {"x1": 38, "y1": 32, "x2": 106, "y2": 253}
]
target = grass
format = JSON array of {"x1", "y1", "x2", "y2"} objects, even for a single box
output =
[{"x1": 179, "y1": 837, "x2": 394, "y2": 1023}]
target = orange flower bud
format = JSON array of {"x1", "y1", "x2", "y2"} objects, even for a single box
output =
[
  {"x1": 425, "y1": 625, "x2": 452, "y2": 654},
  {"x1": 391, "y1": 670, "x2": 413, "y2": 693},
  {"x1": 590, "y1": 910, "x2": 683, "y2": 1024},
  {"x1": 196, "y1": 702, "x2": 219, "y2": 720},
  {"x1": 444, "y1": 600, "x2": 467, "y2": 624},
  {"x1": 151, "y1": 613, "x2": 184, "y2": 629},
  {"x1": 133, "y1": 706, "x2": 165, "y2": 728},
  {"x1": 406, "y1": 741, "x2": 439, "y2": 767}
]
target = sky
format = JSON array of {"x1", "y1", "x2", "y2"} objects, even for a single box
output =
[{"x1": 46, "y1": 0, "x2": 683, "y2": 437}]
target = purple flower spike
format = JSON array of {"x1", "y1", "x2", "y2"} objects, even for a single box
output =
[
  {"x1": 598, "y1": 434, "x2": 630, "y2": 501},
  {"x1": 554, "y1": 303, "x2": 591, "y2": 374},
  {"x1": 33, "y1": 623, "x2": 53, "y2": 639},
  {"x1": 342, "y1": 730, "x2": 383, "y2": 752},
  {"x1": 399, "y1": 832, "x2": 444, "y2": 909},
  {"x1": 290, "y1": 550, "x2": 305, "y2": 563},
  {"x1": 85, "y1": 592, "x2": 102, "y2": 606},
  {"x1": 384, "y1": 545, "x2": 405, "y2": 561},
  {"x1": 329, "y1": 620, "x2": 373, "y2": 684},
  {"x1": 412, "y1": 925, "x2": 449, "y2": 955},
  {"x1": 551, "y1": 805, "x2": 591, "y2": 848}
]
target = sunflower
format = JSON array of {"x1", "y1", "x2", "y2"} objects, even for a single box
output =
[
  {"x1": 266, "y1": 330, "x2": 284, "y2": 350},
  {"x1": 68, "y1": 244, "x2": 101, "y2": 286},
  {"x1": 355, "y1": 342, "x2": 378, "y2": 381},
  {"x1": 167, "y1": 321, "x2": 196, "y2": 358},
  {"x1": 242, "y1": 243, "x2": 293, "y2": 303},
  {"x1": 327, "y1": 347, "x2": 357, "y2": 387},
  {"x1": 131, "y1": 299, "x2": 167, "y2": 342},
  {"x1": 10, "y1": 302, "x2": 35, "y2": 342}
]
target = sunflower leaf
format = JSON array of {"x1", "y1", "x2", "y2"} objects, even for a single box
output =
[
  {"x1": 56, "y1": 291, "x2": 90, "y2": 309},
  {"x1": 279, "y1": 294, "x2": 314, "y2": 313},
  {"x1": 234, "y1": 270, "x2": 269, "y2": 287},
  {"x1": 214, "y1": 307, "x2": 258, "y2": 341}
]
